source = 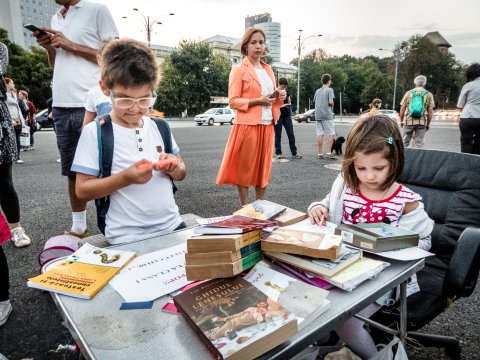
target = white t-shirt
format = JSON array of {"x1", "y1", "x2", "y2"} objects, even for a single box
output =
[
  {"x1": 51, "y1": 0, "x2": 118, "y2": 107},
  {"x1": 85, "y1": 85, "x2": 111, "y2": 117},
  {"x1": 71, "y1": 116, "x2": 182, "y2": 244},
  {"x1": 255, "y1": 68, "x2": 274, "y2": 124}
]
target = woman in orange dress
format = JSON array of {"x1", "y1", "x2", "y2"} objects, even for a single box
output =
[{"x1": 216, "y1": 28, "x2": 286, "y2": 205}]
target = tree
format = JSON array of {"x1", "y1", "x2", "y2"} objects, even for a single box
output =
[{"x1": 156, "y1": 40, "x2": 231, "y2": 116}]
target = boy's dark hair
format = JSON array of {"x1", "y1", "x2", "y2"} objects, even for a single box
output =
[
  {"x1": 466, "y1": 63, "x2": 480, "y2": 83},
  {"x1": 321, "y1": 74, "x2": 331, "y2": 85},
  {"x1": 278, "y1": 77, "x2": 288, "y2": 86},
  {"x1": 342, "y1": 115, "x2": 404, "y2": 192},
  {"x1": 101, "y1": 38, "x2": 158, "y2": 90}
]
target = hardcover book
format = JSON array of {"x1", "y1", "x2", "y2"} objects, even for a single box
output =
[
  {"x1": 186, "y1": 251, "x2": 263, "y2": 280},
  {"x1": 264, "y1": 244, "x2": 362, "y2": 278},
  {"x1": 187, "y1": 231, "x2": 261, "y2": 253},
  {"x1": 335, "y1": 223, "x2": 419, "y2": 252},
  {"x1": 273, "y1": 207, "x2": 309, "y2": 227},
  {"x1": 193, "y1": 215, "x2": 277, "y2": 235},
  {"x1": 244, "y1": 261, "x2": 330, "y2": 330},
  {"x1": 261, "y1": 228, "x2": 342, "y2": 260},
  {"x1": 185, "y1": 241, "x2": 261, "y2": 265},
  {"x1": 28, "y1": 243, "x2": 136, "y2": 299},
  {"x1": 233, "y1": 200, "x2": 287, "y2": 220},
  {"x1": 173, "y1": 276, "x2": 297, "y2": 360}
]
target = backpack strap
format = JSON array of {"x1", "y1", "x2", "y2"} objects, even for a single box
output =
[
  {"x1": 95, "y1": 114, "x2": 114, "y2": 235},
  {"x1": 151, "y1": 117, "x2": 173, "y2": 154},
  {"x1": 150, "y1": 117, "x2": 178, "y2": 194}
]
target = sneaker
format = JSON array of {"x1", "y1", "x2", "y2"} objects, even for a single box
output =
[
  {"x1": 15, "y1": 159, "x2": 24, "y2": 164},
  {"x1": 0, "y1": 301, "x2": 12, "y2": 327},
  {"x1": 275, "y1": 154, "x2": 283, "y2": 159},
  {"x1": 318, "y1": 154, "x2": 324, "y2": 159},
  {"x1": 325, "y1": 153, "x2": 337, "y2": 159},
  {"x1": 291, "y1": 154, "x2": 303, "y2": 159},
  {"x1": 65, "y1": 229, "x2": 90, "y2": 239},
  {"x1": 56, "y1": 158, "x2": 61, "y2": 163},
  {"x1": 11, "y1": 227, "x2": 31, "y2": 247}
]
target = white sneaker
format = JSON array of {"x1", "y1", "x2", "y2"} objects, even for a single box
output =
[
  {"x1": 15, "y1": 159, "x2": 24, "y2": 164},
  {"x1": 0, "y1": 300, "x2": 12, "y2": 327},
  {"x1": 56, "y1": 158, "x2": 61, "y2": 163},
  {"x1": 11, "y1": 227, "x2": 31, "y2": 247}
]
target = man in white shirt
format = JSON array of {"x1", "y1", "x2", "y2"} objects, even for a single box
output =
[{"x1": 33, "y1": 0, "x2": 118, "y2": 238}]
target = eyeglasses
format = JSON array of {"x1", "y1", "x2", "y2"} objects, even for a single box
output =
[{"x1": 109, "y1": 90, "x2": 157, "y2": 109}]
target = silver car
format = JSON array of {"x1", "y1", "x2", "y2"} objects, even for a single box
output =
[{"x1": 194, "y1": 108, "x2": 235, "y2": 126}]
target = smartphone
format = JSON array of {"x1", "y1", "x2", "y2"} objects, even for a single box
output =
[{"x1": 24, "y1": 24, "x2": 46, "y2": 36}]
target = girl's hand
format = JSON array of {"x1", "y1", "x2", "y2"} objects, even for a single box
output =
[
  {"x1": 127, "y1": 160, "x2": 153, "y2": 184},
  {"x1": 308, "y1": 205, "x2": 329, "y2": 226}
]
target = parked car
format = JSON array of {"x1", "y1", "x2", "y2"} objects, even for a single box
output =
[
  {"x1": 194, "y1": 108, "x2": 235, "y2": 126},
  {"x1": 433, "y1": 109, "x2": 461, "y2": 122},
  {"x1": 378, "y1": 109, "x2": 401, "y2": 127},
  {"x1": 35, "y1": 108, "x2": 54, "y2": 130},
  {"x1": 294, "y1": 109, "x2": 315, "y2": 123}
]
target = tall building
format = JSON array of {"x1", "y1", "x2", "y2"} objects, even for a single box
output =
[
  {"x1": 0, "y1": 0, "x2": 57, "y2": 49},
  {"x1": 244, "y1": 13, "x2": 281, "y2": 63}
]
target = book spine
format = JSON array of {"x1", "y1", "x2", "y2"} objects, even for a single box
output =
[
  {"x1": 241, "y1": 250, "x2": 263, "y2": 270},
  {"x1": 239, "y1": 240, "x2": 261, "y2": 258},
  {"x1": 174, "y1": 301, "x2": 224, "y2": 360}
]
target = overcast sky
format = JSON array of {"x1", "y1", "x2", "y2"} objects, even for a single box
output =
[{"x1": 97, "y1": 0, "x2": 479, "y2": 65}]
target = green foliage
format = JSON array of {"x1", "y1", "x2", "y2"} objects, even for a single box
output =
[
  {"x1": 1, "y1": 27, "x2": 52, "y2": 108},
  {"x1": 156, "y1": 40, "x2": 231, "y2": 116}
]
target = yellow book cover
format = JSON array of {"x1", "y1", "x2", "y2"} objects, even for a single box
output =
[{"x1": 28, "y1": 243, "x2": 136, "y2": 299}]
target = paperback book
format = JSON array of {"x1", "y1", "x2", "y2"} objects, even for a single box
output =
[
  {"x1": 186, "y1": 251, "x2": 263, "y2": 280},
  {"x1": 273, "y1": 207, "x2": 309, "y2": 226},
  {"x1": 187, "y1": 231, "x2": 261, "y2": 253},
  {"x1": 244, "y1": 261, "x2": 330, "y2": 330},
  {"x1": 233, "y1": 200, "x2": 287, "y2": 220},
  {"x1": 264, "y1": 244, "x2": 362, "y2": 278},
  {"x1": 173, "y1": 276, "x2": 297, "y2": 360},
  {"x1": 262, "y1": 228, "x2": 343, "y2": 260},
  {"x1": 28, "y1": 243, "x2": 136, "y2": 299},
  {"x1": 194, "y1": 215, "x2": 277, "y2": 235},
  {"x1": 185, "y1": 241, "x2": 261, "y2": 265}
]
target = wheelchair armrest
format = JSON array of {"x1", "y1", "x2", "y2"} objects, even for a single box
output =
[{"x1": 444, "y1": 227, "x2": 480, "y2": 298}]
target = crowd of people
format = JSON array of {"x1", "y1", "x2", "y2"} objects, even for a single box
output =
[{"x1": 1, "y1": 0, "x2": 479, "y2": 358}]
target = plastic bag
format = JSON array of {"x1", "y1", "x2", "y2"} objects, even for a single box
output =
[
  {"x1": 20, "y1": 126, "x2": 30, "y2": 147},
  {"x1": 368, "y1": 336, "x2": 408, "y2": 360}
]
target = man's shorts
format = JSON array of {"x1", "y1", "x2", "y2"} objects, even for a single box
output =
[
  {"x1": 316, "y1": 119, "x2": 335, "y2": 136},
  {"x1": 52, "y1": 107, "x2": 85, "y2": 176}
]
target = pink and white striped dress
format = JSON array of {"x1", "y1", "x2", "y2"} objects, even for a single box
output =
[{"x1": 342, "y1": 184, "x2": 421, "y2": 226}]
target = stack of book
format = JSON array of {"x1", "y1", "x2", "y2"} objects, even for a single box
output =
[{"x1": 186, "y1": 216, "x2": 276, "y2": 280}]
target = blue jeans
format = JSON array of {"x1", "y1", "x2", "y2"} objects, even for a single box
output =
[
  {"x1": 52, "y1": 107, "x2": 85, "y2": 176},
  {"x1": 274, "y1": 115, "x2": 298, "y2": 156}
]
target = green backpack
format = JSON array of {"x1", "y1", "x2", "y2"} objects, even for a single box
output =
[{"x1": 409, "y1": 89, "x2": 428, "y2": 119}]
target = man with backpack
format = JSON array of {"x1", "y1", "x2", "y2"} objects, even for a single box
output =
[{"x1": 399, "y1": 75, "x2": 435, "y2": 148}]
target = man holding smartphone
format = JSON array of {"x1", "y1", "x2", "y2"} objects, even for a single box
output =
[{"x1": 33, "y1": 0, "x2": 118, "y2": 238}]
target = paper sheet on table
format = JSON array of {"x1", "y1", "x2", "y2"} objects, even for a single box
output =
[
  {"x1": 373, "y1": 247, "x2": 435, "y2": 261},
  {"x1": 196, "y1": 215, "x2": 232, "y2": 225},
  {"x1": 283, "y1": 218, "x2": 337, "y2": 234},
  {"x1": 109, "y1": 243, "x2": 189, "y2": 303}
]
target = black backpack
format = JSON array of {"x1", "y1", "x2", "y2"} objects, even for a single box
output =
[{"x1": 94, "y1": 114, "x2": 177, "y2": 235}]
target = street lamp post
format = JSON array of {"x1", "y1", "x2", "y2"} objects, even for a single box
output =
[
  {"x1": 295, "y1": 30, "x2": 322, "y2": 114},
  {"x1": 379, "y1": 48, "x2": 401, "y2": 110},
  {"x1": 123, "y1": 8, "x2": 174, "y2": 48}
]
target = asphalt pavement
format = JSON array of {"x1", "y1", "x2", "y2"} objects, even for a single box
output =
[{"x1": 0, "y1": 120, "x2": 478, "y2": 359}]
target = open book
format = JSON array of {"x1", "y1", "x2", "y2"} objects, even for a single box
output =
[{"x1": 28, "y1": 243, "x2": 136, "y2": 299}]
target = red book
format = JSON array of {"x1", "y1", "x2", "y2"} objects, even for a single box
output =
[{"x1": 194, "y1": 215, "x2": 277, "y2": 235}]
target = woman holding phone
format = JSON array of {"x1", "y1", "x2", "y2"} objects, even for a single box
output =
[{"x1": 216, "y1": 27, "x2": 286, "y2": 205}]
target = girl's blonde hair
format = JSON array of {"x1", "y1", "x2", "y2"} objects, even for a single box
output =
[{"x1": 342, "y1": 115, "x2": 404, "y2": 192}]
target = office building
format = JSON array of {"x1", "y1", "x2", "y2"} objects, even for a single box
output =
[
  {"x1": 0, "y1": 0, "x2": 57, "y2": 49},
  {"x1": 244, "y1": 13, "x2": 281, "y2": 63},
  {"x1": 245, "y1": 13, "x2": 272, "y2": 28}
]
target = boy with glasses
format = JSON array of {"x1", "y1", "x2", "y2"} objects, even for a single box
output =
[{"x1": 71, "y1": 39, "x2": 186, "y2": 245}]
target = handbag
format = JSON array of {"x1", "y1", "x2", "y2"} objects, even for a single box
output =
[{"x1": 20, "y1": 126, "x2": 30, "y2": 147}]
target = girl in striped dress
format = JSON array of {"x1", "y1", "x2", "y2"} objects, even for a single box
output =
[{"x1": 307, "y1": 114, "x2": 433, "y2": 359}]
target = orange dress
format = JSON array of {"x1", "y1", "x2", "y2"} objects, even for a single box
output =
[{"x1": 216, "y1": 57, "x2": 281, "y2": 188}]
